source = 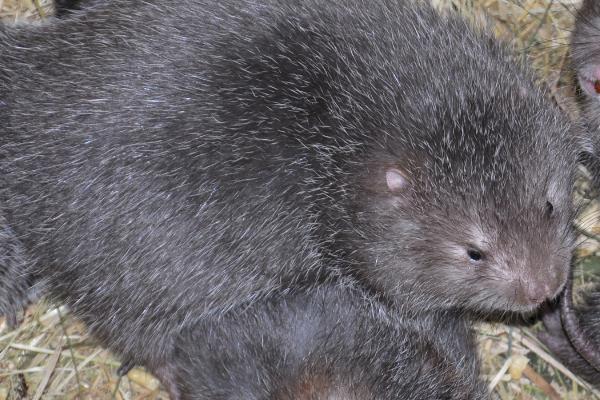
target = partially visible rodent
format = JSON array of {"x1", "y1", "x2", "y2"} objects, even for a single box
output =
[
  {"x1": 0, "y1": 0, "x2": 580, "y2": 371},
  {"x1": 570, "y1": 0, "x2": 600, "y2": 185},
  {"x1": 538, "y1": 285, "x2": 600, "y2": 385},
  {"x1": 155, "y1": 284, "x2": 487, "y2": 400},
  {"x1": 572, "y1": 0, "x2": 600, "y2": 110},
  {"x1": 533, "y1": 0, "x2": 600, "y2": 379}
]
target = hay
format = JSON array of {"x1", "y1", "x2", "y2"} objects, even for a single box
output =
[{"x1": 1, "y1": 0, "x2": 599, "y2": 399}]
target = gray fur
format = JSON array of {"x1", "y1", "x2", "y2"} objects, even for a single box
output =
[
  {"x1": 160, "y1": 283, "x2": 488, "y2": 400},
  {"x1": 0, "y1": 0, "x2": 578, "y2": 373},
  {"x1": 0, "y1": 213, "x2": 32, "y2": 328},
  {"x1": 570, "y1": 0, "x2": 600, "y2": 184},
  {"x1": 535, "y1": 1, "x2": 600, "y2": 383}
]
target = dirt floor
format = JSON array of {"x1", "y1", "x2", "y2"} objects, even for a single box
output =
[{"x1": 1, "y1": 0, "x2": 599, "y2": 399}]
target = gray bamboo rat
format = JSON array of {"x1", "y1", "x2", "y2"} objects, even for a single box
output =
[
  {"x1": 0, "y1": 0, "x2": 580, "y2": 377},
  {"x1": 570, "y1": 0, "x2": 600, "y2": 187},
  {"x1": 534, "y1": 0, "x2": 600, "y2": 381},
  {"x1": 154, "y1": 283, "x2": 488, "y2": 400}
]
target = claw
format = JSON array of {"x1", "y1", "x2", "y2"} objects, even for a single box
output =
[
  {"x1": 6, "y1": 311, "x2": 19, "y2": 330},
  {"x1": 117, "y1": 359, "x2": 136, "y2": 377}
]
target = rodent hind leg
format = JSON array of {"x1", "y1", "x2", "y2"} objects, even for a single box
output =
[{"x1": 0, "y1": 223, "x2": 36, "y2": 329}]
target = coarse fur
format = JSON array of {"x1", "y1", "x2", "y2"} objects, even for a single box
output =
[
  {"x1": 571, "y1": 0, "x2": 600, "y2": 115},
  {"x1": 155, "y1": 283, "x2": 488, "y2": 400},
  {"x1": 0, "y1": 213, "x2": 32, "y2": 328},
  {"x1": 0, "y1": 0, "x2": 579, "y2": 369},
  {"x1": 570, "y1": 0, "x2": 600, "y2": 185},
  {"x1": 534, "y1": 0, "x2": 600, "y2": 382}
]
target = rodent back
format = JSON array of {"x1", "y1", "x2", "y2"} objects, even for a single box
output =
[{"x1": 0, "y1": 0, "x2": 580, "y2": 366}]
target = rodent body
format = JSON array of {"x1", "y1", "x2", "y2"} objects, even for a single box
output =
[
  {"x1": 0, "y1": 213, "x2": 32, "y2": 328},
  {"x1": 0, "y1": 0, "x2": 579, "y2": 375},
  {"x1": 160, "y1": 283, "x2": 487, "y2": 400}
]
